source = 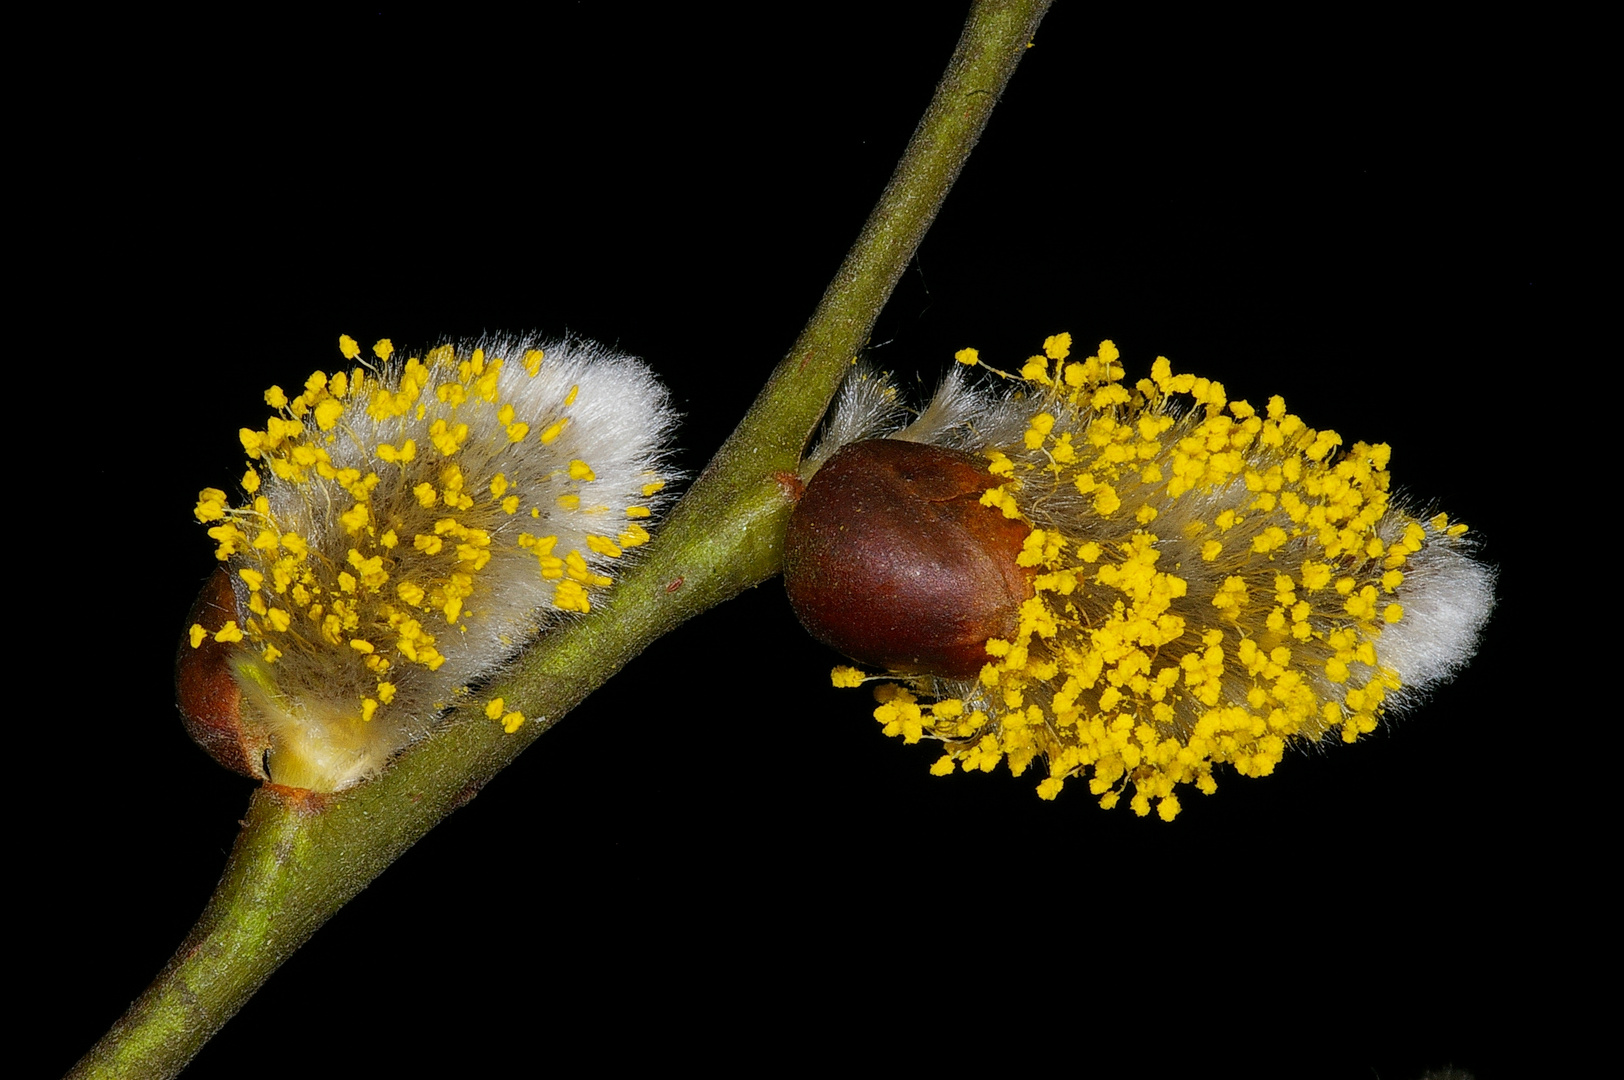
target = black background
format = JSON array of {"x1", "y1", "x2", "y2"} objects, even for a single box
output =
[{"x1": 34, "y1": 6, "x2": 1580, "y2": 1078}]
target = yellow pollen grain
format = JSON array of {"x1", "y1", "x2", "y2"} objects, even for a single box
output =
[
  {"x1": 831, "y1": 667, "x2": 865, "y2": 688},
  {"x1": 314, "y1": 398, "x2": 344, "y2": 431},
  {"x1": 553, "y1": 579, "x2": 591, "y2": 613}
]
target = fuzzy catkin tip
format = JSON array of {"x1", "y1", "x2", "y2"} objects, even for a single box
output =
[
  {"x1": 182, "y1": 334, "x2": 677, "y2": 791},
  {"x1": 803, "y1": 334, "x2": 1494, "y2": 820}
]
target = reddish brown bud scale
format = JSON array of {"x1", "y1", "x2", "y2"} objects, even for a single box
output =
[
  {"x1": 176, "y1": 568, "x2": 268, "y2": 780},
  {"x1": 783, "y1": 439, "x2": 1033, "y2": 678}
]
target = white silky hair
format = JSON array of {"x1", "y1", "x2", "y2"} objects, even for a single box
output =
[
  {"x1": 1370, "y1": 512, "x2": 1496, "y2": 703},
  {"x1": 801, "y1": 364, "x2": 1032, "y2": 477},
  {"x1": 894, "y1": 365, "x2": 1030, "y2": 449},
  {"x1": 800, "y1": 363, "x2": 911, "y2": 477}
]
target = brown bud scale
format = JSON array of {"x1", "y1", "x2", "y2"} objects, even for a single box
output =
[
  {"x1": 783, "y1": 439, "x2": 1033, "y2": 679},
  {"x1": 176, "y1": 568, "x2": 268, "y2": 780}
]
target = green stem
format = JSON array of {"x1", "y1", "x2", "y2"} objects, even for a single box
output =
[{"x1": 69, "y1": 3, "x2": 1050, "y2": 1076}]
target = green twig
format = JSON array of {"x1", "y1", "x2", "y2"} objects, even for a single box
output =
[{"x1": 69, "y1": 3, "x2": 1050, "y2": 1076}]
